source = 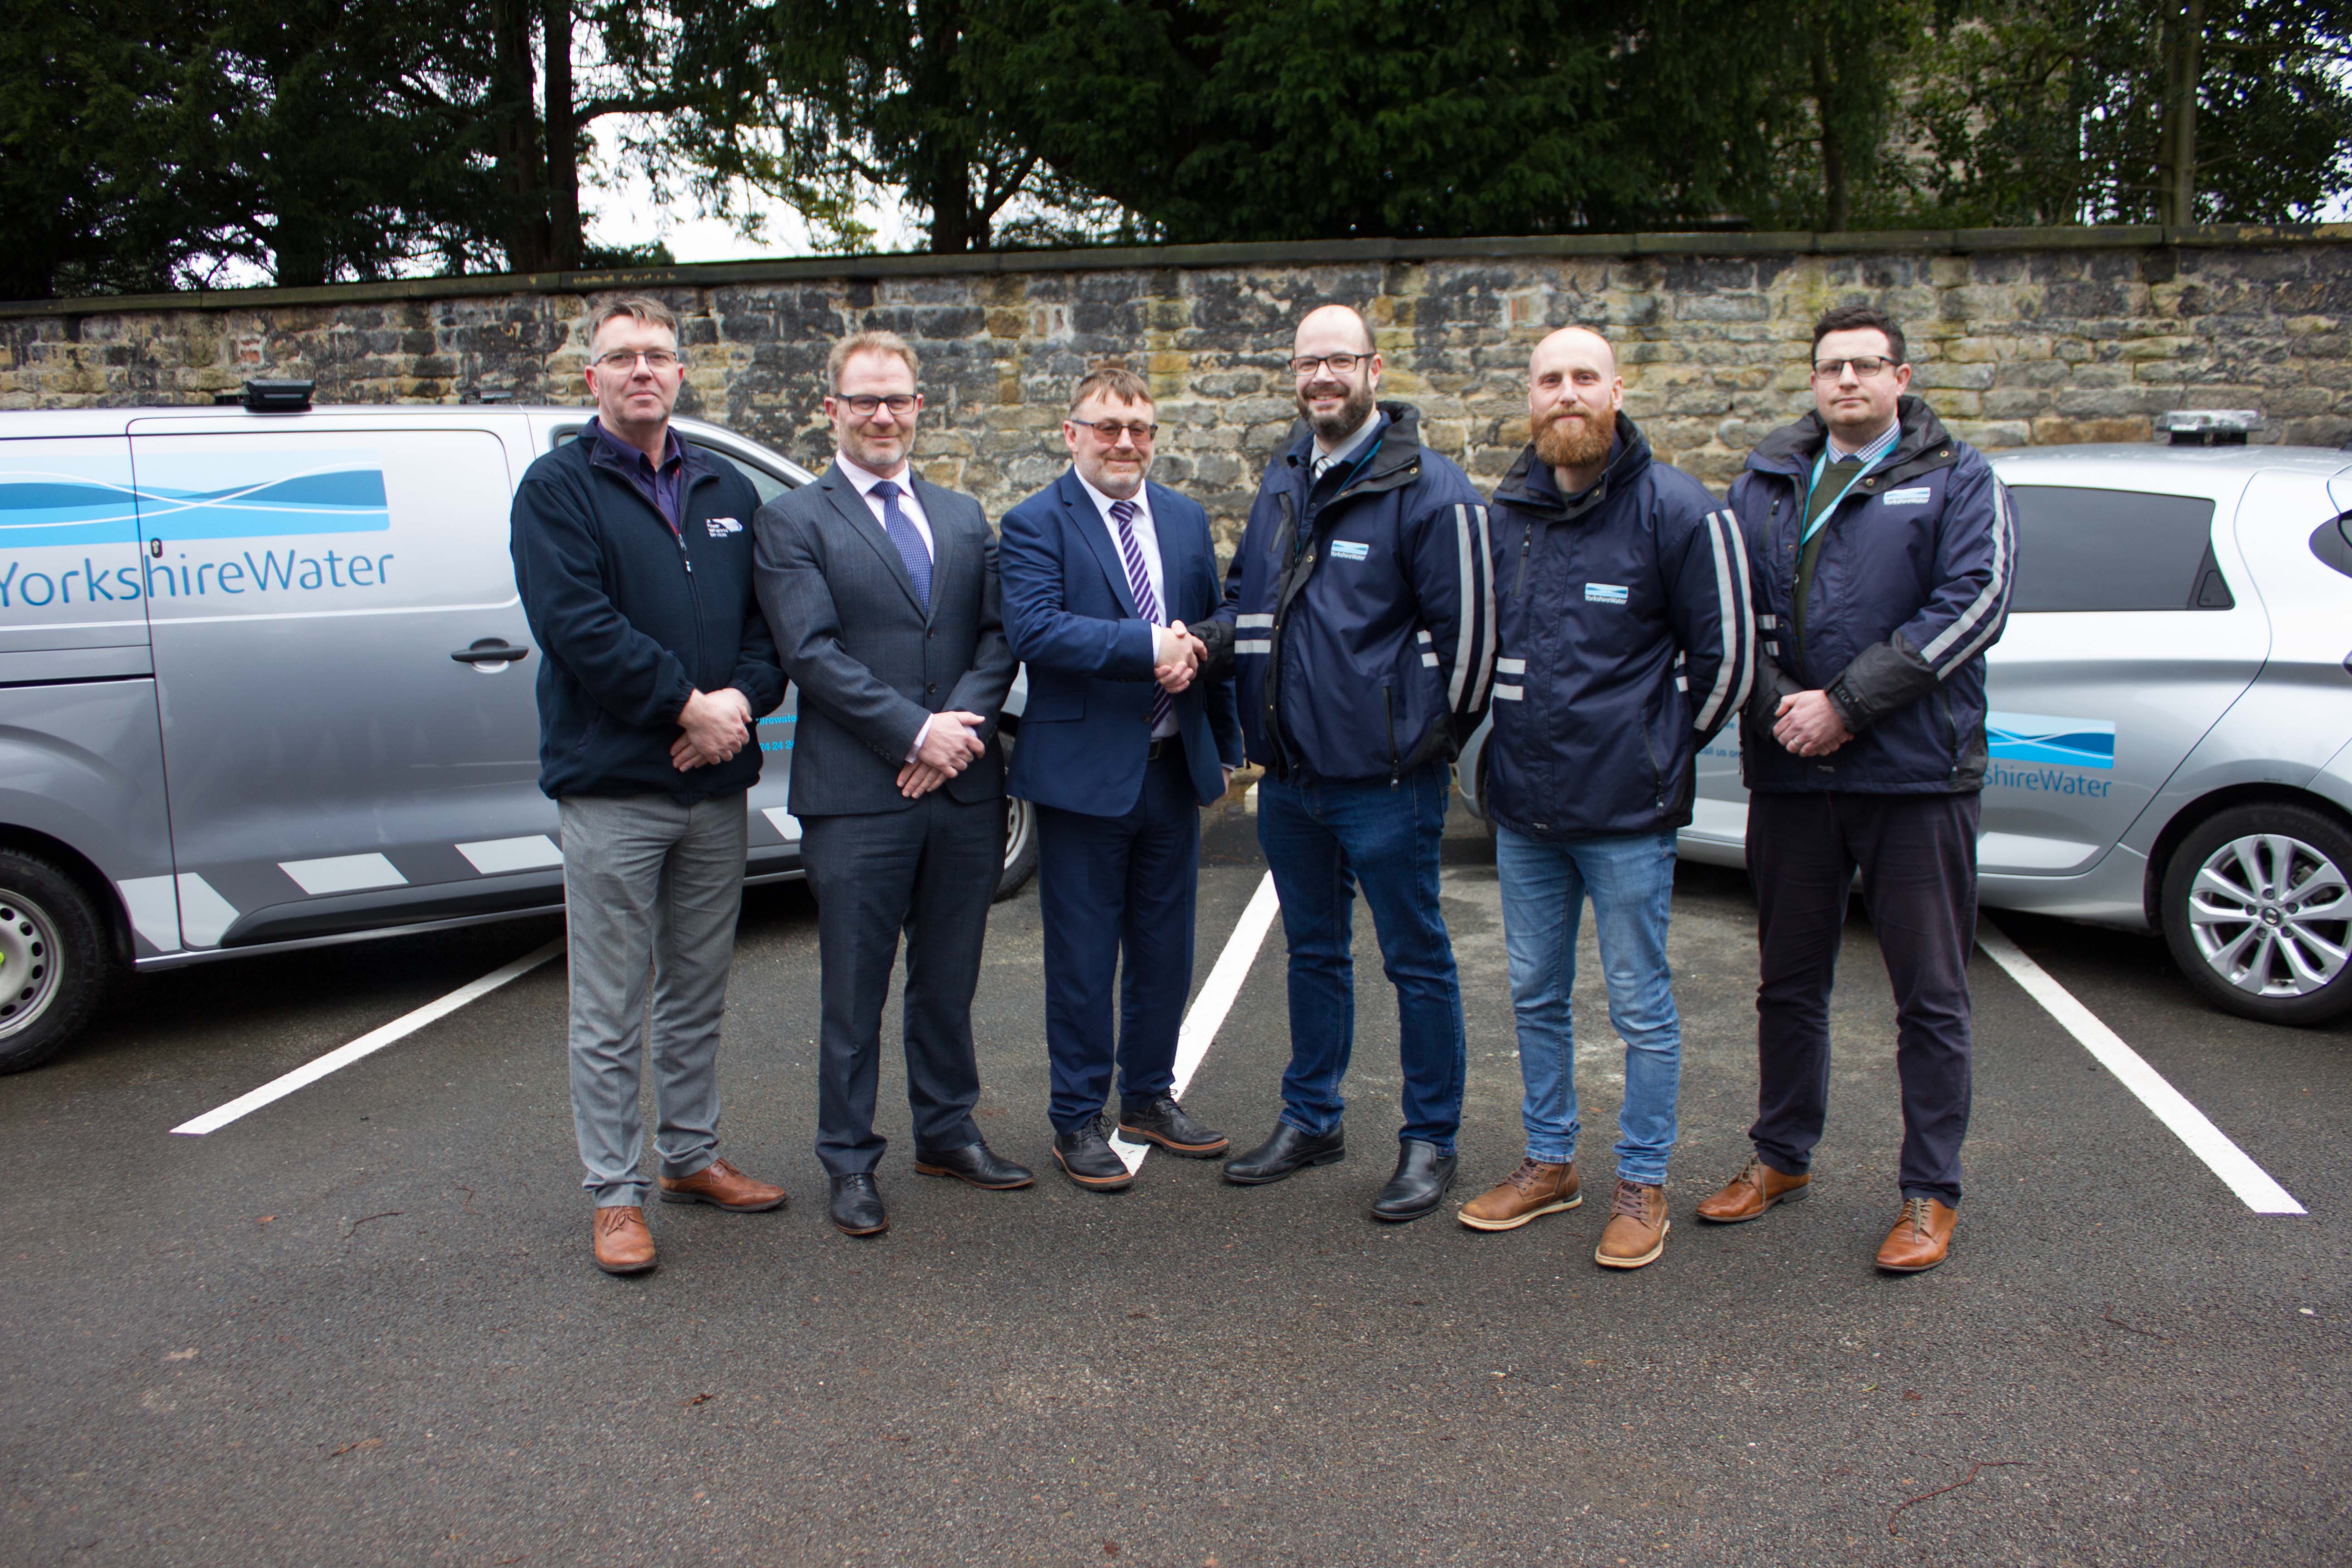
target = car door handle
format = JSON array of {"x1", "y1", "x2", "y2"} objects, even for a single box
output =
[{"x1": 451, "y1": 640, "x2": 531, "y2": 665}]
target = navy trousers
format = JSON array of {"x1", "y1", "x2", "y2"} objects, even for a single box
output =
[
  {"x1": 1745, "y1": 789, "x2": 1980, "y2": 1207},
  {"x1": 1035, "y1": 741, "x2": 1201, "y2": 1133}
]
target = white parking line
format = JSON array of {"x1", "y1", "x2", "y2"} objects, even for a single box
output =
[
  {"x1": 1111, "y1": 871, "x2": 1282, "y2": 1173},
  {"x1": 170, "y1": 938, "x2": 566, "y2": 1137},
  {"x1": 1976, "y1": 920, "x2": 2306, "y2": 1215}
]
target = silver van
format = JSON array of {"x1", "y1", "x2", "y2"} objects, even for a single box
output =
[
  {"x1": 0, "y1": 389, "x2": 1037, "y2": 1071},
  {"x1": 1459, "y1": 441, "x2": 2352, "y2": 1027}
]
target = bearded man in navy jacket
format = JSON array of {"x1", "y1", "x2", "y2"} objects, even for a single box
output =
[
  {"x1": 998, "y1": 366, "x2": 1245, "y2": 1191},
  {"x1": 510, "y1": 296, "x2": 789, "y2": 1278},
  {"x1": 1454, "y1": 327, "x2": 1753, "y2": 1271}
]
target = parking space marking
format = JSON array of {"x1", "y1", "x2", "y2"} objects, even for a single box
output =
[
  {"x1": 1976, "y1": 920, "x2": 2306, "y2": 1215},
  {"x1": 169, "y1": 937, "x2": 566, "y2": 1137},
  {"x1": 1111, "y1": 871, "x2": 1282, "y2": 1173}
]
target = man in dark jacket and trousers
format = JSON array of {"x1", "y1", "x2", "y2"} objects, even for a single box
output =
[
  {"x1": 510, "y1": 297, "x2": 790, "y2": 1277},
  {"x1": 1201, "y1": 304, "x2": 1496, "y2": 1223},
  {"x1": 1454, "y1": 327, "x2": 1753, "y2": 1270},
  {"x1": 1698, "y1": 304, "x2": 2014, "y2": 1274}
]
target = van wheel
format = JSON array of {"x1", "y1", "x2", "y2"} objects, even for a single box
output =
[
  {"x1": 0, "y1": 851, "x2": 113, "y2": 1073},
  {"x1": 995, "y1": 732, "x2": 1039, "y2": 902},
  {"x1": 2160, "y1": 803, "x2": 2352, "y2": 1026}
]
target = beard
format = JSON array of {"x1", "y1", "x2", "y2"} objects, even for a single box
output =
[
  {"x1": 1298, "y1": 378, "x2": 1376, "y2": 443},
  {"x1": 1532, "y1": 406, "x2": 1612, "y2": 470}
]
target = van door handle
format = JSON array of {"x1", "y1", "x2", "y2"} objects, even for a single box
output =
[{"x1": 452, "y1": 640, "x2": 531, "y2": 665}]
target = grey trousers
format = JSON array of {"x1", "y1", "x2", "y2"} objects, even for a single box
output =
[{"x1": 560, "y1": 790, "x2": 747, "y2": 1208}]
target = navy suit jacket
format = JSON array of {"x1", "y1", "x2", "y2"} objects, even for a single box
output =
[{"x1": 999, "y1": 470, "x2": 1243, "y2": 815}]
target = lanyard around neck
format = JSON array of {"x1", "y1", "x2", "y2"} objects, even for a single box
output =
[{"x1": 1799, "y1": 441, "x2": 1888, "y2": 548}]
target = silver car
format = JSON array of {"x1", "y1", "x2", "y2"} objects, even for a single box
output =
[
  {"x1": 0, "y1": 391, "x2": 1037, "y2": 1072},
  {"x1": 1460, "y1": 440, "x2": 2352, "y2": 1027}
]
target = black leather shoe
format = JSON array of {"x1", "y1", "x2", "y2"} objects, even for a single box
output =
[
  {"x1": 912, "y1": 1141, "x2": 1035, "y2": 1190},
  {"x1": 1223, "y1": 1122, "x2": 1346, "y2": 1186},
  {"x1": 1371, "y1": 1139, "x2": 1458, "y2": 1222},
  {"x1": 1118, "y1": 1094, "x2": 1229, "y2": 1157},
  {"x1": 828, "y1": 1173, "x2": 887, "y2": 1236},
  {"x1": 1052, "y1": 1117, "x2": 1135, "y2": 1191}
]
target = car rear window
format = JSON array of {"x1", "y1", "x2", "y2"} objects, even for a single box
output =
[{"x1": 2005, "y1": 485, "x2": 2229, "y2": 612}]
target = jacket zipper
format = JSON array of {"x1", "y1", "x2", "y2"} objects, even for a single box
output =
[
  {"x1": 1515, "y1": 523, "x2": 1534, "y2": 601},
  {"x1": 1382, "y1": 685, "x2": 1400, "y2": 785}
]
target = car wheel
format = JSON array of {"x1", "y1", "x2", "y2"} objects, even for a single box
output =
[
  {"x1": 2160, "y1": 803, "x2": 2352, "y2": 1026},
  {"x1": 0, "y1": 850, "x2": 115, "y2": 1073},
  {"x1": 994, "y1": 733, "x2": 1039, "y2": 902}
]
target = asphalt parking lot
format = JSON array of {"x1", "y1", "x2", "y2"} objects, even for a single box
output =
[{"x1": 5, "y1": 794, "x2": 2347, "y2": 1568}]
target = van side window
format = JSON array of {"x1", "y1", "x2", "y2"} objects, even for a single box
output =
[
  {"x1": 690, "y1": 443, "x2": 790, "y2": 508},
  {"x1": 2311, "y1": 514, "x2": 2352, "y2": 579},
  {"x1": 2005, "y1": 485, "x2": 2229, "y2": 612}
]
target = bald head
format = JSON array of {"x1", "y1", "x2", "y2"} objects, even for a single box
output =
[
  {"x1": 1291, "y1": 304, "x2": 1383, "y2": 447},
  {"x1": 1531, "y1": 325, "x2": 1617, "y2": 382},
  {"x1": 1527, "y1": 324, "x2": 1623, "y2": 482},
  {"x1": 1295, "y1": 304, "x2": 1377, "y2": 358}
]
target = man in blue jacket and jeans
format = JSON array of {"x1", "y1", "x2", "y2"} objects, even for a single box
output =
[
  {"x1": 1456, "y1": 327, "x2": 1753, "y2": 1269},
  {"x1": 1203, "y1": 304, "x2": 1496, "y2": 1223},
  {"x1": 510, "y1": 297, "x2": 789, "y2": 1277},
  {"x1": 1699, "y1": 304, "x2": 2014, "y2": 1274}
]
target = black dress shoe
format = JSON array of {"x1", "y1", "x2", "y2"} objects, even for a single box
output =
[
  {"x1": 828, "y1": 1173, "x2": 887, "y2": 1236},
  {"x1": 1118, "y1": 1094, "x2": 1230, "y2": 1158},
  {"x1": 1223, "y1": 1122, "x2": 1346, "y2": 1186},
  {"x1": 1371, "y1": 1138, "x2": 1458, "y2": 1222},
  {"x1": 1052, "y1": 1117, "x2": 1135, "y2": 1191},
  {"x1": 912, "y1": 1140, "x2": 1035, "y2": 1189}
]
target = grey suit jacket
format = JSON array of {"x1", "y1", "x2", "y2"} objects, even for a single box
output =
[{"x1": 753, "y1": 461, "x2": 1018, "y2": 817}]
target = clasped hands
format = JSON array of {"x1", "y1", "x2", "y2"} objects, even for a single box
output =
[
  {"x1": 1154, "y1": 620, "x2": 1208, "y2": 694},
  {"x1": 1773, "y1": 690, "x2": 1852, "y2": 758},
  {"x1": 897, "y1": 710, "x2": 987, "y2": 799},
  {"x1": 672, "y1": 686, "x2": 753, "y2": 771}
]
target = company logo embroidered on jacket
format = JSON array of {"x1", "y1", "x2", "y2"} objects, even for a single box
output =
[
  {"x1": 1881, "y1": 488, "x2": 1932, "y2": 507},
  {"x1": 1584, "y1": 583, "x2": 1629, "y2": 604},
  {"x1": 1328, "y1": 540, "x2": 1370, "y2": 561},
  {"x1": 706, "y1": 517, "x2": 743, "y2": 536}
]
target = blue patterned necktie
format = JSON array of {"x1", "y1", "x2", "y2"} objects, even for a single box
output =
[
  {"x1": 1111, "y1": 499, "x2": 1171, "y2": 732},
  {"x1": 869, "y1": 479, "x2": 931, "y2": 613}
]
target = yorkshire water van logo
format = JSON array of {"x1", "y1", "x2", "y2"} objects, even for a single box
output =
[
  {"x1": 0, "y1": 451, "x2": 389, "y2": 549},
  {"x1": 1986, "y1": 712, "x2": 2115, "y2": 770}
]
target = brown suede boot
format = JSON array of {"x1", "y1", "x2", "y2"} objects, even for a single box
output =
[
  {"x1": 1694, "y1": 1155, "x2": 1811, "y2": 1223},
  {"x1": 658, "y1": 1157, "x2": 788, "y2": 1213},
  {"x1": 1594, "y1": 1179, "x2": 1669, "y2": 1269},
  {"x1": 1456, "y1": 1157, "x2": 1580, "y2": 1232},
  {"x1": 1875, "y1": 1197, "x2": 1957, "y2": 1273},
  {"x1": 592, "y1": 1205, "x2": 656, "y2": 1275}
]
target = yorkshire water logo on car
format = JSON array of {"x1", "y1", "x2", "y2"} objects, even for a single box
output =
[
  {"x1": 0, "y1": 450, "x2": 392, "y2": 616},
  {"x1": 1987, "y1": 711, "x2": 2116, "y2": 797}
]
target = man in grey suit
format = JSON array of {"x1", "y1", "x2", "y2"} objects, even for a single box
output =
[{"x1": 752, "y1": 329, "x2": 1030, "y2": 1237}]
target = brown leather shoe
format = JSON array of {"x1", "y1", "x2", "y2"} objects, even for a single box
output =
[
  {"x1": 1595, "y1": 1179, "x2": 1670, "y2": 1269},
  {"x1": 1456, "y1": 1157, "x2": 1580, "y2": 1231},
  {"x1": 1875, "y1": 1196, "x2": 1957, "y2": 1273},
  {"x1": 658, "y1": 1157, "x2": 788, "y2": 1213},
  {"x1": 1694, "y1": 1155, "x2": 1811, "y2": 1224},
  {"x1": 592, "y1": 1205, "x2": 656, "y2": 1275}
]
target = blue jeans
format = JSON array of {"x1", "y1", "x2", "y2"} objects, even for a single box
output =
[
  {"x1": 1256, "y1": 763, "x2": 1466, "y2": 1152},
  {"x1": 1494, "y1": 825, "x2": 1681, "y2": 1186}
]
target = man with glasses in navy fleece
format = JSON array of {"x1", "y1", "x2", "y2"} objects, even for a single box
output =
[
  {"x1": 1700, "y1": 304, "x2": 2014, "y2": 1274},
  {"x1": 1199, "y1": 304, "x2": 1496, "y2": 1224},
  {"x1": 510, "y1": 297, "x2": 789, "y2": 1278}
]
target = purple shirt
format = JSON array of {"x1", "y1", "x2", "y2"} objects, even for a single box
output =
[{"x1": 591, "y1": 418, "x2": 686, "y2": 534}]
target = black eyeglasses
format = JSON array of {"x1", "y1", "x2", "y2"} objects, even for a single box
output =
[
  {"x1": 1812, "y1": 356, "x2": 1895, "y2": 380},
  {"x1": 1290, "y1": 353, "x2": 1367, "y2": 377},
  {"x1": 593, "y1": 349, "x2": 681, "y2": 372},
  {"x1": 836, "y1": 393, "x2": 916, "y2": 416},
  {"x1": 1078, "y1": 419, "x2": 1157, "y2": 443}
]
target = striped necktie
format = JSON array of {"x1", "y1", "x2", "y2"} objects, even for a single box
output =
[{"x1": 1110, "y1": 499, "x2": 1171, "y2": 733}]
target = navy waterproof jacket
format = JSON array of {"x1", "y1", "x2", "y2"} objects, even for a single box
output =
[
  {"x1": 1730, "y1": 396, "x2": 2015, "y2": 795},
  {"x1": 1485, "y1": 415, "x2": 1754, "y2": 839},
  {"x1": 1208, "y1": 403, "x2": 1495, "y2": 783},
  {"x1": 510, "y1": 426, "x2": 785, "y2": 802}
]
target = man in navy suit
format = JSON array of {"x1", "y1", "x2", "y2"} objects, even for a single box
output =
[{"x1": 999, "y1": 366, "x2": 1246, "y2": 1191}]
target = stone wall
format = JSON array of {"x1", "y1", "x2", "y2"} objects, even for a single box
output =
[{"x1": 2, "y1": 227, "x2": 2345, "y2": 542}]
